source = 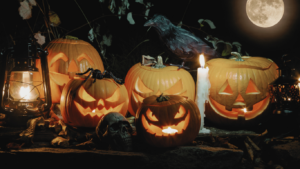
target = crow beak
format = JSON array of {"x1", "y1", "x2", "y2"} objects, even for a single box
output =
[{"x1": 144, "y1": 20, "x2": 155, "y2": 27}]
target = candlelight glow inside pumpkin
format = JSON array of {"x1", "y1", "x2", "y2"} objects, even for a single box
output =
[
  {"x1": 136, "y1": 94, "x2": 200, "y2": 147},
  {"x1": 205, "y1": 52, "x2": 278, "y2": 127},
  {"x1": 61, "y1": 77, "x2": 128, "y2": 128},
  {"x1": 125, "y1": 62, "x2": 195, "y2": 116},
  {"x1": 141, "y1": 105, "x2": 190, "y2": 136}
]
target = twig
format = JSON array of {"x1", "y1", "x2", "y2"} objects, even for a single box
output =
[
  {"x1": 244, "y1": 141, "x2": 254, "y2": 161},
  {"x1": 246, "y1": 136, "x2": 261, "y2": 151},
  {"x1": 126, "y1": 39, "x2": 149, "y2": 57},
  {"x1": 180, "y1": 0, "x2": 191, "y2": 22},
  {"x1": 74, "y1": 0, "x2": 108, "y2": 66}
]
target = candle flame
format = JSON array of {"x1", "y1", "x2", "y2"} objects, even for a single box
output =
[
  {"x1": 199, "y1": 54, "x2": 205, "y2": 68},
  {"x1": 162, "y1": 127, "x2": 178, "y2": 134},
  {"x1": 19, "y1": 86, "x2": 31, "y2": 99},
  {"x1": 243, "y1": 108, "x2": 247, "y2": 113},
  {"x1": 92, "y1": 109, "x2": 96, "y2": 113}
]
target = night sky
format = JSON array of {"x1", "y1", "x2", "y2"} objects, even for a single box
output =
[{"x1": 1, "y1": 0, "x2": 300, "y2": 73}]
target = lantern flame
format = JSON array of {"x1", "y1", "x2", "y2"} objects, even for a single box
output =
[
  {"x1": 162, "y1": 127, "x2": 178, "y2": 134},
  {"x1": 199, "y1": 54, "x2": 205, "y2": 68},
  {"x1": 19, "y1": 86, "x2": 31, "y2": 100}
]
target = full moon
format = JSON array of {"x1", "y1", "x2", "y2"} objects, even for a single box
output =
[{"x1": 246, "y1": 0, "x2": 284, "y2": 28}]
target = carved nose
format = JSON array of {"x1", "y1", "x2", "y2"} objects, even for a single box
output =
[
  {"x1": 67, "y1": 59, "x2": 79, "y2": 72},
  {"x1": 233, "y1": 94, "x2": 246, "y2": 106}
]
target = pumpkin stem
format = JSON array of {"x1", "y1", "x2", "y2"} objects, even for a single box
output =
[
  {"x1": 156, "y1": 93, "x2": 170, "y2": 102},
  {"x1": 231, "y1": 52, "x2": 244, "y2": 61},
  {"x1": 153, "y1": 56, "x2": 166, "y2": 68}
]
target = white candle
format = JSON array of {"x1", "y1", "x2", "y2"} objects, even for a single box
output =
[{"x1": 196, "y1": 54, "x2": 211, "y2": 134}]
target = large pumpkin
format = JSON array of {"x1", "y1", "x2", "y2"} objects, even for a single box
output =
[
  {"x1": 205, "y1": 52, "x2": 278, "y2": 128},
  {"x1": 45, "y1": 38, "x2": 105, "y2": 103},
  {"x1": 136, "y1": 94, "x2": 200, "y2": 148},
  {"x1": 125, "y1": 61, "x2": 195, "y2": 116},
  {"x1": 60, "y1": 77, "x2": 129, "y2": 128}
]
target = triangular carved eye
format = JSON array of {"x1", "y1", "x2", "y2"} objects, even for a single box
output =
[
  {"x1": 174, "y1": 105, "x2": 186, "y2": 119},
  {"x1": 246, "y1": 79, "x2": 260, "y2": 94},
  {"x1": 106, "y1": 88, "x2": 120, "y2": 102},
  {"x1": 135, "y1": 77, "x2": 153, "y2": 94},
  {"x1": 78, "y1": 86, "x2": 96, "y2": 102},
  {"x1": 164, "y1": 79, "x2": 183, "y2": 95},
  {"x1": 219, "y1": 80, "x2": 233, "y2": 95},
  {"x1": 146, "y1": 108, "x2": 158, "y2": 121}
]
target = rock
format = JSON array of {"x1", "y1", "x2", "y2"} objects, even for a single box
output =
[
  {"x1": 271, "y1": 141, "x2": 300, "y2": 169},
  {"x1": 148, "y1": 145, "x2": 243, "y2": 169}
]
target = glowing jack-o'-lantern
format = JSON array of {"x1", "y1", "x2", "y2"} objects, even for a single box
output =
[
  {"x1": 60, "y1": 77, "x2": 129, "y2": 128},
  {"x1": 205, "y1": 52, "x2": 279, "y2": 128},
  {"x1": 45, "y1": 38, "x2": 104, "y2": 103},
  {"x1": 125, "y1": 61, "x2": 195, "y2": 116},
  {"x1": 136, "y1": 94, "x2": 200, "y2": 147}
]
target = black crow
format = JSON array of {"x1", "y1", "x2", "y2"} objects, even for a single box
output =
[{"x1": 144, "y1": 14, "x2": 219, "y2": 69}]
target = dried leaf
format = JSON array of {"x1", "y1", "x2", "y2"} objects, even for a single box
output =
[
  {"x1": 222, "y1": 43, "x2": 232, "y2": 56},
  {"x1": 198, "y1": 19, "x2": 216, "y2": 29},
  {"x1": 88, "y1": 28, "x2": 95, "y2": 42},
  {"x1": 51, "y1": 137, "x2": 69, "y2": 147},
  {"x1": 99, "y1": 0, "x2": 105, "y2": 3},
  {"x1": 34, "y1": 32, "x2": 45, "y2": 45},
  {"x1": 6, "y1": 143, "x2": 25, "y2": 150},
  {"x1": 108, "y1": 0, "x2": 116, "y2": 13},
  {"x1": 19, "y1": 1, "x2": 32, "y2": 20},
  {"x1": 95, "y1": 24, "x2": 101, "y2": 36},
  {"x1": 102, "y1": 34, "x2": 112, "y2": 46},
  {"x1": 142, "y1": 55, "x2": 156, "y2": 66},
  {"x1": 49, "y1": 11, "x2": 61, "y2": 27},
  {"x1": 135, "y1": 0, "x2": 143, "y2": 4},
  {"x1": 232, "y1": 42, "x2": 242, "y2": 53},
  {"x1": 177, "y1": 21, "x2": 182, "y2": 28},
  {"x1": 28, "y1": 0, "x2": 37, "y2": 6},
  {"x1": 127, "y1": 12, "x2": 135, "y2": 25},
  {"x1": 145, "y1": 8, "x2": 150, "y2": 19}
]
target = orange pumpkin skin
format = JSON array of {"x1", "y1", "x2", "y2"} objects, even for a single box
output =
[
  {"x1": 205, "y1": 56, "x2": 278, "y2": 128},
  {"x1": 45, "y1": 38, "x2": 105, "y2": 103},
  {"x1": 60, "y1": 77, "x2": 129, "y2": 128},
  {"x1": 136, "y1": 95, "x2": 200, "y2": 148},
  {"x1": 125, "y1": 63, "x2": 195, "y2": 116}
]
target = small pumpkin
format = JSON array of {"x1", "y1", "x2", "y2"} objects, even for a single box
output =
[
  {"x1": 125, "y1": 58, "x2": 195, "y2": 116},
  {"x1": 60, "y1": 77, "x2": 129, "y2": 128},
  {"x1": 45, "y1": 38, "x2": 104, "y2": 103},
  {"x1": 205, "y1": 52, "x2": 279, "y2": 128},
  {"x1": 136, "y1": 94, "x2": 200, "y2": 148}
]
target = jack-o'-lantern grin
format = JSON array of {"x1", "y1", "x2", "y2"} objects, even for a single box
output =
[
  {"x1": 73, "y1": 85, "x2": 126, "y2": 117},
  {"x1": 141, "y1": 105, "x2": 190, "y2": 136},
  {"x1": 209, "y1": 78, "x2": 270, "y2": 120},
  {"x1": 74, "y1": 100, "x2": 125, "y2": 117},
  {"x1": 132, "y1": 77, "x2": 188, "y2": 104}
]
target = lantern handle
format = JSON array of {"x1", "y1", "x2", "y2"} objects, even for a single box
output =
[{"x1": 231, "y1": 52, "x2": 244, "y2": 62}]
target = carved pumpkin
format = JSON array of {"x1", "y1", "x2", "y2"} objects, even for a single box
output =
[
  {"x1": 205, "y1": 52, "x2": 279, "y2": 128},
  {"x1": 125, "y1": 62, "x2": 195, "y2": 116},
  {"x1": 45, "y1": 38, "x2": 104, "y2": 103},
  {"x1": 60, "y1": 77, "x2": 129, "y2": 128},
  {"x1": 136, "y1": 94, "x2": 200, "y2": 148}
]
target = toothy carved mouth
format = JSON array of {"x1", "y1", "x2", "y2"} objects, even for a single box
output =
[
  {"x1": 141, "y1": 111, "x2": 190, "y2": 136},
  {"x1": 209, "y1": 95, "x2": 270, "y2": 120},
  {"x1": 74, "y1": 101, "x2": 125, "y2": 117}
]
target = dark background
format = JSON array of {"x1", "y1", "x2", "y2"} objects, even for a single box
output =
[{"x1": 1, "y1": 0, "x2": 300, "y2": 78}]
